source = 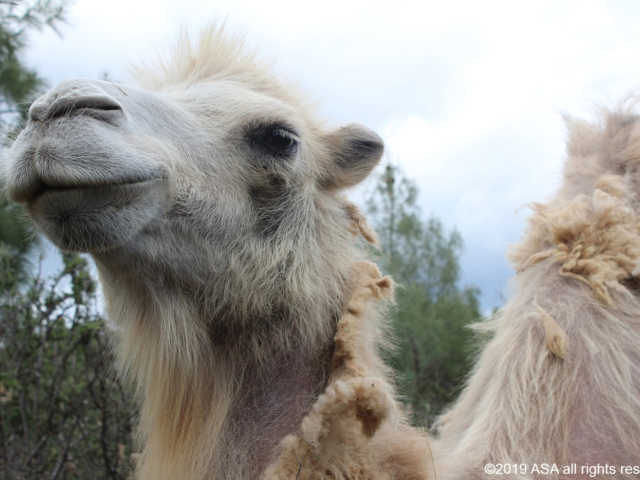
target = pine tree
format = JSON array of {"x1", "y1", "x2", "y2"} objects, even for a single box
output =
[
  {"x1": 0, "y1": 0, "x2": 67, "y2": 129},
  {"x1": 367, "y1": 164, "x2": 482, "y2": 425}
]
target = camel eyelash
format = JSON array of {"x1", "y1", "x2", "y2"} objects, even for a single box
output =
[{"x1": 246, "y1": 123, "x2": 299, "y2": 158}]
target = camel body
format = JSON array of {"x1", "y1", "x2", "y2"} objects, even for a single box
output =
[{"x1": 436, "y1": 109, "x2": 640, "y2": 479}]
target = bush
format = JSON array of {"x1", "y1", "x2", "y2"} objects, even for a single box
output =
[{"x1": 0, "y1": 248, "x2": 138, "y2": 480}]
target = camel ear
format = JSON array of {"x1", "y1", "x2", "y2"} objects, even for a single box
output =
[{"x1": 321, "y1": 124, "x2": 384, "y2": 190}]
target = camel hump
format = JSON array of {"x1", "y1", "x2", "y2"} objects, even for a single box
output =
[
  {"x1": 560, "y1": 104, "x2": 640, "y2": 201},
  {"x1": 510, "y1": 104, "x2": 640, "y2": 299}
]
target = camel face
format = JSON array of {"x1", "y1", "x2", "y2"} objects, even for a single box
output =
[
  {"x1": 5, "y1": 70, "x2": 384, "y2": 331},
  {"x1": 6, "y1": 77, "x2": 383, "y2": 255}
]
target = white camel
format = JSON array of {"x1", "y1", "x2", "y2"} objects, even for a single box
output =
[{"x1": 5, "y1": 26, "x2": 433, "y2": 480}]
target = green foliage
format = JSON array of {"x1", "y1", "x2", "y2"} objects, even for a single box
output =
[
  {"x1": 366, "y1": 164, "x2": 481, "y2": 425},
  {"x1": 0, "y1": 250, "x2": 138, "y2": 479},
  {"x1": 0, "y1": 0, "x2": 68, "y2": 130},
  {"x1": 0, "y1": 196, "x2": 35, "y2": 251}
]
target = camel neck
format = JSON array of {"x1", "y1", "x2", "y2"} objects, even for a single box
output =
[
  {"x1": 94, "y1": 256, "x2": 341, "y2": 479},
  {"x1": 222, "y1": 341, "x2": 334, "y2": 477}
]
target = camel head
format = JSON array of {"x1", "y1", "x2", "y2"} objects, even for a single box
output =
[{"x1": 4, "y1": 28, "x2": 384, "y2": 348}]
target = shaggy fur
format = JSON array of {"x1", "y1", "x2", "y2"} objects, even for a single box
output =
[
  {"x1": 436, "y1": 106, "x2": 640, "y2": 479},
  {"x1": 4, "y1": 25, "x2": 432, "y2": 479},
  {"x1": 264, "y1": 261, "x2": 434, "y2": 479}
]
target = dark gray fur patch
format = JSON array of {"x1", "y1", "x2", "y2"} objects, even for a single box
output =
[{"x1": 248, "y1": 174, "x2": 289, "y2": 237}]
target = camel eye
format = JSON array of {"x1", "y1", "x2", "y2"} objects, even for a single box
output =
[
  {"x1": 264, "y1": 129, "x2": 296, "y2": 153},
  {"x1": 247, "y1": 124, "x2": 298, "y2": 158}
]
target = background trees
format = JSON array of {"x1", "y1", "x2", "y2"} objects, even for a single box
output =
[
  {"x1": 0, "y1": 253, "x2": 138, "y2": 479},
  {"x1": 0, "y1": 0, "x2": 67, "y2": 129},
  {"x1": 367, "y1": 164, "x2": 482, "y2": 425}
]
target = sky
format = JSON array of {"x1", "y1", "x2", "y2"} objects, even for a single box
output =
[{"x1": 21, "y1": 0, "x2": 640, "y2": 313}]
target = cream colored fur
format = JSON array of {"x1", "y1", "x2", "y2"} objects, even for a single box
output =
[{"x1": 436, "y1": 106, "x2": 640, "y2": 479}]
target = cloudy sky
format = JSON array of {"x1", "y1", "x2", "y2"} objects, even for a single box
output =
[{"x1": 22, "y1": 0, "x2": 640, "y2": 313}]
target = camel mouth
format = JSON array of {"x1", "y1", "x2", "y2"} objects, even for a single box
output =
[
  {"x1": 26, "y1": 178, "x2": 164, "y2": 203},
  {"x1": 27, "y1": 178, "x2": 171, "y2": 252}
]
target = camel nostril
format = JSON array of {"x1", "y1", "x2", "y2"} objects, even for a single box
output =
[{"x1": 44, "y1": 94, "x2": 123, "y2": 121}]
